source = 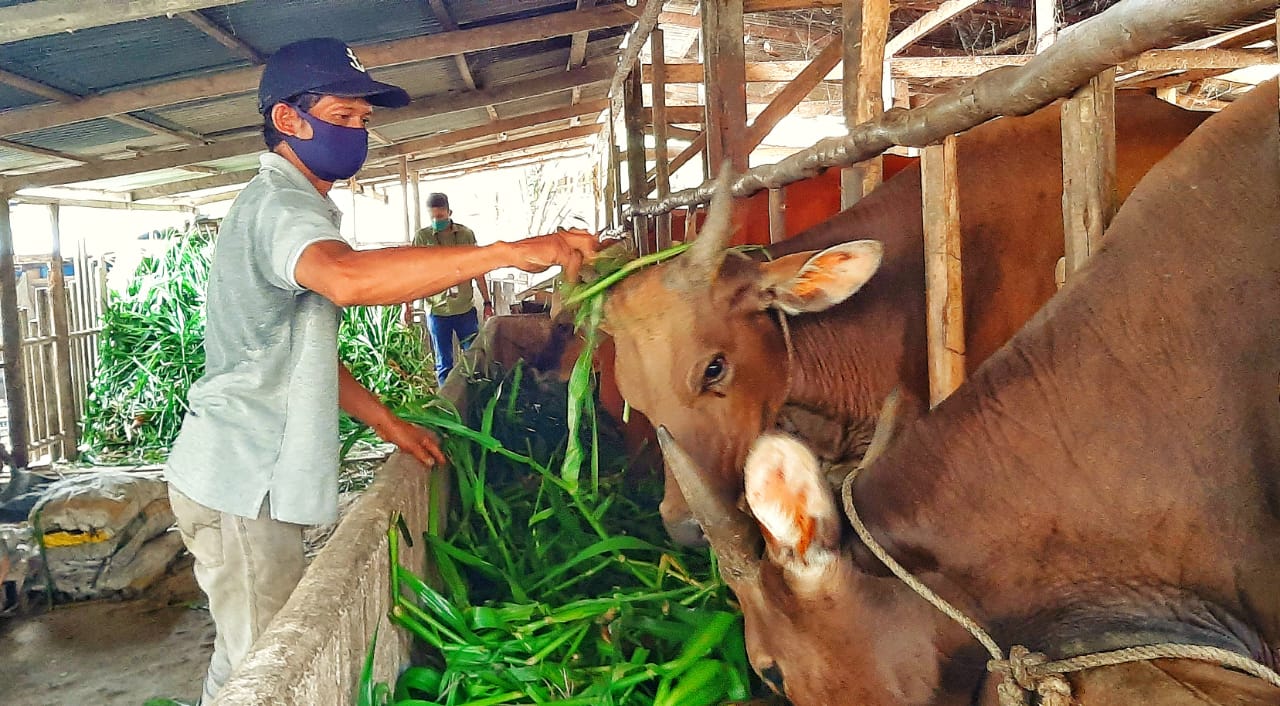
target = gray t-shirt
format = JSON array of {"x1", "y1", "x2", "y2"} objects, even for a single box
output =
[{"x1": 165, "y1": 152, "x2": 347, "y2": 525}]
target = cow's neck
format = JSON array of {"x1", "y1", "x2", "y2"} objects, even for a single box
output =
[{"x1": 778, "y1": 265, "x2": 927, "y2": 464}]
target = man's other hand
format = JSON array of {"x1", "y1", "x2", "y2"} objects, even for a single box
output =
[
  {"x1": 512, "y1": 227, "x2": 602, "y2": 282},
  {"x1": 376, "y1": 418, "x2": 446, "y2": 469}
]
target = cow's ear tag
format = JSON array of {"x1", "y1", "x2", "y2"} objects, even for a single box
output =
[
  {"x1": 761, "y1": 240, "x2": 883, "y2": 315},
  {"x1": 744, "y1": 433, "x2": 841, "y2": 575}
]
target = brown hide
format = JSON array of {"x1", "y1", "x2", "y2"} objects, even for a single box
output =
[
  {"x1": 720, "y1": 81, "x2": 1280, "y2": 706},
  {"x1": 604, "y1": 92, "x2": 1208, "y2": 542}
]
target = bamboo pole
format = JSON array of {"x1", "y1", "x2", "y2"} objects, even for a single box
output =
[
  {"x1": 399, "y1": 157, "x2": 411, "y2": 242},
  {"x1": 651, "y1": 28, "x2": 673, "y2": 251},
  {"x1": 0, "y1": 198, "x2": 28, "y2": 467},
  {"x1": 920, "y1": 136, "x2": 965, "y2": 407},
  {"x1": 47, "y1": 204, "x2": 77, "y2": 460},
  {"x1": 633, "y1": 0, "x2": 1271, "y2": 215},
  {"x1": 1060, "y1": 68, "x2": 1117, "y2": 278}
]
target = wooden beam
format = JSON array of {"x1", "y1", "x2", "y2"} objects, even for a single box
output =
[
  {"x1": 46, "y1": 203, "x2": 77, "y2": 461},
  {"x1": 0, "y1": 4, "x2": 637, "y2": 139},
  {"x1": 658, "y1": 10, "x2": 810, "y2": 47},
  {"x1": 405, "y1": 125, "x2": 600, "y2": 172},
  {"x1": 920, "y1": 135, "x2": 965, "y2": 407},
  {"x1": 744, "y1": 0, "x2": 841, "y2": 14},
  {"x1": 178, "y1": 10, "x2": 264, "y2": 63},
  {"x1": 843, "y1": 0, "x2": 890, "y2": 208},
  {"x1": 372, "y1": 62, "x2": 612, "y2": 128},
  {"x1": 886, "y1": 0, "x2": 982, "y2": 56},
  {"x1": 419, "y1": 145, "x2": 591, "y2": 180},
  {"x1": 1060, "y1": 69, "x2": 1116, "y2": 278},
  {"x1": 9, "y1": 194, "x2": 192, "y2": 211},
  {"x1": 644, "y1": 105, "x2": 706, "y2": 124},
  {"x1": 702, "y1": 0, "x2": 749, "y2": 174},
  {"x1": 643, "y1": 60, "x2": 842, "y2": 84},
  {"x1": 131, "y1": 169, "x2": 256, "y2": 200},
  {"x1": 371, "y1": 98, "x2": 609, "y2": 160},
  {"x1": 0, "y1": 67, "x2": 77, "y2": 102},
  {"x1": 0, "y1": 197, "x2": 28, "y2": 467},
  {"x1": 567, "y1": 0, "x2": 598, "y2": 71},
  {"x1": 652, "y1": 28, "x2": 673, "y2": 251},
  {"x1": 746, "y1": 36, "x2": 843, "y2": 150},
  {"x1": 0, "y1": 0, "x2": 251, "y2": 44}
]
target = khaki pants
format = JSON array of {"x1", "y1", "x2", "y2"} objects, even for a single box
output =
[{"x1": 169, "y1": 487, "x2": 305, "y2": 705}]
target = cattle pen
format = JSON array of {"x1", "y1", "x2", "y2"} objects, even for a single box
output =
[{"x1": 0, "y1": 1, "x2": 1276, "y2": 705}]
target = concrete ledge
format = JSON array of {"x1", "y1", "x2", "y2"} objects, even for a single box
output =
[{"x1": 211, "y1": 454, "x2": 435, "y2": 706}]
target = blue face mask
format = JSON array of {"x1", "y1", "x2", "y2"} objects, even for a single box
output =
[
  {"x1": 433, "y1": 218, "x2": 450, "y2": 230},
  {"x1": 283, "y1": 105, "x2": 369, "y2": 182}
]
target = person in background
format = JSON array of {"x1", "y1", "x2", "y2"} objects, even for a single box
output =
[
  {"x1": 163, "y1": 37, "x2": 598, "y2": 705},
  {"x1": 413, "y1": 192, "x2": 492, "y2": 385}
]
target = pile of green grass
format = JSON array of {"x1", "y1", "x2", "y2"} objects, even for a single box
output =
[{"x1": 363, "y1": 358, "x2": 759, "y2": 706}]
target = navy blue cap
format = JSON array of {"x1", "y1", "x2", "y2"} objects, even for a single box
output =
[{"x1": 258, "y1": 37, "x2": 411, "y2": 115}]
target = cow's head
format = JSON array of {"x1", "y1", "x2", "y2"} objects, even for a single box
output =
[
  {"x1": 658, "y1": 428, "x2": 954, "y2": 705},
  {"x1": 602, "y1": 173, "x2": 883, "y2": 544}
]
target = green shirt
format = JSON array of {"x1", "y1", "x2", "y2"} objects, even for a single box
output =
[{"x1": 414, "y1": 222, "x2": 479, "y2": 316}]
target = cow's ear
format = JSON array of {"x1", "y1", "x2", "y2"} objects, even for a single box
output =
[
  {"x1": 756, "y1": 240, "x2": 883, "y2": 315},
  {"x1": 744, "y1": 433, "x2": 842, "y2": 579}
]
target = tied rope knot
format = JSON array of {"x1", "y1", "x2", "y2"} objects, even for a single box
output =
[{"x1": 990, "y1": 645, "x2": 1073, "y2": 706}]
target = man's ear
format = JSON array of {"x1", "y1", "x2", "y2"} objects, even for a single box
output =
[
  {"x1": 755, "y1": 240, "x2": 883, "y2": 315},
  {"x1": 271, "y1": 103, "x2": 310, "y2": 139}
]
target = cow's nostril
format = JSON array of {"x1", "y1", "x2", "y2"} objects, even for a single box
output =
[
  {"x1": 760, "y1": 663, "x2": 785, "y2": 694},
  {"x1": 664, "y1": 517, "x2": 709, "y2": 547}
]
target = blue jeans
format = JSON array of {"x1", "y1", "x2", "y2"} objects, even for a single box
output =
[{"x1": 428, "y1": 309, "x2": 480, "y2": 385}]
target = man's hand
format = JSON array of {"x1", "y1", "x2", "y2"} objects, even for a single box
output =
[
  {"x1": 375, "y1": 417, "x2": 446, "y2": 469},
  {"x1": 511, "y1": 227, "x2": 602, "y2": 282}
]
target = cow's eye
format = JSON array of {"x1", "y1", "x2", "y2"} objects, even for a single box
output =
[{"x1": 703, "y1": 354, "x2": 727, "y2": 386}]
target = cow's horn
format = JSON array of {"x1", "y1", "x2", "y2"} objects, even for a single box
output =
[
  {"x1": 680, "y1": 165, "x2": 736, "y2": 282},
  {"x1": 657, "y1": 426, "x2": 761, "y2": 582}
]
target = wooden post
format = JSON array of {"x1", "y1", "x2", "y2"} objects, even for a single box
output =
[
  {"x1": 768, "y1": 188, "x2": 785, "y2": 243},
  {"x1": 893, "y1": 78, "x2": 911, "y2": 108},
  {"x1": 47, "y1": 204, "x2": 77, "y2": 461},
  {"x1": 623, "y1": 60, "x2": 650, "y2": 253},
  {"x1": 651, "y1": 28, "x2": 673, "y2": 251},
  {"x1": 701, "y1": 0, "x2": 748, "y2": 175},
  {"x1": 841, "y1": 0, "x2": 890, "y2": 209},
  {"x1": 409, "y1": 168, "x2": 421, "y2": 236},
  {"x1": 399, "y1": 156, "x2": 411, "y2": 242},
  {"x1": 0, "y1": 197, "x2": 28, "y2": 467},
  {"x1": 920, "y1": 136, "x2": 965, "y2": 407},
  {"x1": 602, "y1": 132, "x2": 617, "y2": 230},
  {"x1": 1060, "y1": 68, "x2": 1117, "y2": 279},
  {"x1": 1035, "y1": 0, "x2": 1058, "y2": 53}
]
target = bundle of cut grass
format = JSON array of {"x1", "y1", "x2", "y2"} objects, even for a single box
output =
[{"x1": 363, "y1": 361, "x2": 762, "y2": 706}]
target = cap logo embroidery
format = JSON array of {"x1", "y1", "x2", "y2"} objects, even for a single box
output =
[{"x1": 346, "y1": 47, "x2": 366, "y2": 72}]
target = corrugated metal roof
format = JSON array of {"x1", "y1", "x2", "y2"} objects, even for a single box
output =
[
  {"x1": 201, "y1": 0, "x2": 444, "y2": 52},
  {"x1": 11, "y1": 118, "x2": 151, "y2": 153},
  {"x1": 0, "y1": 82, "x2": 42, "y2": 111},
  {"x1": 0, "y1": 18, "x2": 243, "y2": 95}
]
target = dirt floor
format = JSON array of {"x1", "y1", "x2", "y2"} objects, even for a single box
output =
[{"x1": 0, "y1": 559, "x2": 212, "y2": 706}]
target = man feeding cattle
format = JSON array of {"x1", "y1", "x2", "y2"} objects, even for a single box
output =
[{"x1": 162, "y1": 37, "x2": 599, "y2": 704}]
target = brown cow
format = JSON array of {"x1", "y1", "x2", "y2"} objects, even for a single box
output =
[
  {"x1": 603, "y1": 92, "x2": 1208, "y2": 545},
  {"x1": 662, "y1": 80, "x2": 1280, "y2": 705}
]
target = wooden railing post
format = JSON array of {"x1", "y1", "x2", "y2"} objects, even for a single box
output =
[
  {"x1": 48, "y1": 203, "x2": 78, "y2": 461},
  {"x1": 920, "y1": 135, "x2": 966, "y2": 407}
]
